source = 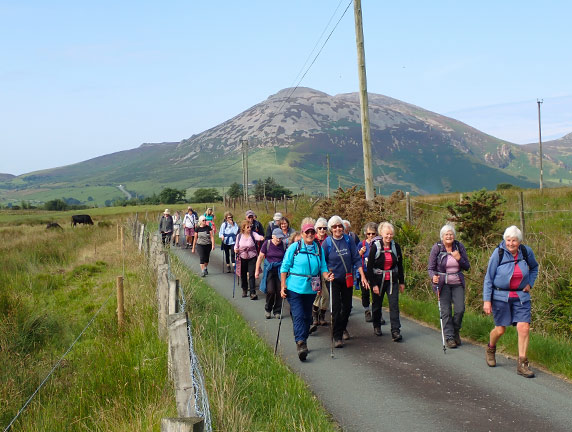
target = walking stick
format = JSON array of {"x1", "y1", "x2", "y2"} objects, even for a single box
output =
[
  {"x1": 329, "y1": 279, "x2": 334, "y2": 358},
  {"x1": 437, "y1": 289, "x2": 446, "y2": 354},
  {"x1": 274, "y1": 300, "x2": 284, "y2": 355},
  {"x1": 221, "y1": 248, "x2": 224, "y2": 273},
  {"x1": 232, "y1": 259, "x2": 237, "y2": 298}
]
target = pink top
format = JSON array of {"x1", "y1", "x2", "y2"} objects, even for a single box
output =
[
  {"x1": 445, "y1": 254, "x2": 461, "y2": 285},
  {"x1": 383, "y1": 247, "x2": 393, "y2": 280},
  {"x1": 235, "y1": 231, "x2": 264, "y2": 259},
  {"x1": 509, "y1": 254, "x2": 523, "y2": 298}
]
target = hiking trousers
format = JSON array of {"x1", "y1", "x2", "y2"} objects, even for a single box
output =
[
  {"x1": 331, "y1": 278, "x2": 353, "y2": 341},
  {"x1": 372, "y1": 279, "x2": 400, "y2": 331},
  {"x1": 439, "y1": 283, "x2": 465, "y2": 338}
]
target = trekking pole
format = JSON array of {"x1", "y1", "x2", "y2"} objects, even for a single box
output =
[
  {"x1": 232, "y1": 261, "x2": 236, "y2": 298},
  {"x1": 437, "y1": 289, "x2": 446, "y2": 354},
  {"x1": 329, "y1": 279, "x2": 334, "y2": 358},
  {"x1": 274, "y1": 300, "x2": 284, "y2": 355},
  {"x1": 221, "y1": 248, "x2": 224, "y2": 273}
]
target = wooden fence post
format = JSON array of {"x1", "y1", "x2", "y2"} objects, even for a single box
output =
[
  {"x1": 157, "y1": 264, "x2": 169, "y2": 340},
  {"x1": 168, "y1": 312, "x2": 197, "y2": 417},
  {"x1": 405, "y1": 192, "x2": 412, "y2": 224},
  {"x1": 138, "y1": 224, "x2": 145, "y2": 251},
  {"x1": 117, "y1": 276, "x2": 125, "y2": 330},
  {"x1": 519, "y1": 191, "x2": 526, "y2": 241},
  {"x1": 169, "y1": 279, "x2": 180, "y2": 314},
  {"x1": 161, "y1": 418, "x2": 204, "y2": 432},
  {"x1": 284, "y1": 194, "x2": 287, "y2": 213}
]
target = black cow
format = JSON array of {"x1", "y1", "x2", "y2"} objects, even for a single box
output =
[
  {"x1": 71, "y1": 214, "x2": 94, "y2": 227},
  {"x1": 46, "y1": 222, "x2": 63, "y2": 230}
]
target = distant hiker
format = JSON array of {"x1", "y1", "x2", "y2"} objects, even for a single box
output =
[
  {"x1": 219, "y1": 212, "x2": 239, "y2": 273},
  {"x1": 183, "y1": 207, "x2": 198, "y2": 248},
  {"x1": 483, "y1": 225, "x2": 538, "y2": 378},
  {"x1": 428, "y1": 224, "x2": 470, "y2": 348},
  {"x1": 265, "y1": 212, "x2": 283, "y2": 239},
  {"x1": 204, "y1": 207, "x2": 216, "y2": 234},
  {"x1": 246, "y1": 209, "x2": 264, "y2": 251},
  {"x1": 309, "y1": 217, "x2": 330, "y2": 333},
  {"x1": 272, "y1": 217, "x2": 295, "y2": 248},
  {"x1": 172, "y1": 210, "x2": 182, "y2": 246},
  {"x1": 366, "y1": 222, "x2": 405, "y2": 341},
  {"x1": 359, "y1": 222, "x2": 384, "y2": 325},
  {"x1": 192, "y1": 215, "x2": 215, "y2": 277},
  {"x1": 343, "y1": 219, "x2": 361, "y2": 246},
  {"x1": 235, "y1": 219, "x2": 264, "y2": 299},
  {"x1": 280, "y1": 218, "x2": 333, "y2": 361},
  {"x1": 255, "y1": 232, "x2": 287, "y2": 319},
  {"x1": 159, "y1": 209, "x2": 173, "y2": 246},
  {"x1": 324, "y1": 215, "x2": 369, "y2": 347}
]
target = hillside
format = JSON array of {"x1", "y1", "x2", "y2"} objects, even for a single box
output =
[{"x1": 2, "y1": 87, "x2": 570, "y2": 206}]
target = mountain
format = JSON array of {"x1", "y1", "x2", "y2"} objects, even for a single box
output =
[
  {"x1": 522, "y1": 133, "x2": 572, "y2": 171},
  {"x1": 1, "y1": 88, "x2": 570, "y2": 206}
]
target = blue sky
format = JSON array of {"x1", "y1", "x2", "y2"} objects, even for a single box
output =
[{"x1": 1, "y1": 1, "x2": 571, "y2": 175}]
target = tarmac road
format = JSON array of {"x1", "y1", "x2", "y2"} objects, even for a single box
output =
[{"x1": 173, "y1": 247, "x2": 572, "y2": 432}]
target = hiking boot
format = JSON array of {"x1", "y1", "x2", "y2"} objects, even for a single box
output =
[
  {"x1": 297, "y1": 341, "x2": 308, "y2": 361},
  {"x1": 380, "y1": 317, "x2": 386, "y2": 325},
  {"x1": 201, "y1": 270, "x2": 206, "y2": 277},
  {"x1": 446, "y1": 338, "x2": 457, "y2": 349},
  {"x1": 204, "y1": 268, "x2": 208, "y2": 275},
  {"x1": 517, "y1": 357, "x2": 535, "y2": 378},
  {"x1": 274, "y1": 313, "x2": 281, "y2": 319},
  {"x1": 391, "y1": 331, "x2": 402, "y2": 342},
  {"x1": 334, "y1": 339, "x2": 344, "y2": 348},
  {"x1": 486, "y1": 345, "x2": 496, "y2": 367},
  {"x1": 227, "y1": 265, "x2": 231, "y2": 273},
  {"x1": 374, "y1": 327, "x2": 382, "y2": 336},
  {"x1": 310, "y1": 306, "x2": 319, "y2": 333},
  {"x1": 454, "y1": 330, "x2": 462, "y2": 346},
  {"x1": 319, "y1": 309, "x2": 328, "y2": 326},
  {"x1": 250, "y1": 294, "x2": 258, "y2": 300},
  {"x1": 265, "y1": 310, "x2": 271, "y2": 319},
  {"x1": 242, "y1": 290, "x2": 248, "y2": 298},
  {"x1": 342, "y1": 330, "x2": 351, "y2": 340},
  {"x1": 364, "y1": 309, "x2": 372, "y2": 322}
]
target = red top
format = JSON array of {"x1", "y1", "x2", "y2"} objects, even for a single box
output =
[
  {"x1": 509, "y1": 254, "x2": 523, "y2": 298},
  {"x1": 383, "y1": 246, "x2": 393, "y2": 280}
]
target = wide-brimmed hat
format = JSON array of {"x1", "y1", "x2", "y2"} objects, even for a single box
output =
[{"x1": 164, "y1": 209, "x2": 170, "y2": 214}]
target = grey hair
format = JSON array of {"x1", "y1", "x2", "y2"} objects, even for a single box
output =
[
  {"x1": 314, "y1": 217, "x2": 328, "y2": 229},
  {"x1": 503, "y1": 225, "x2": 523, "y2": 242},
  {"x1": 300, "y1": 217, "x2": 316, "y2": 230},
  {"x1": 440, "y1": 224, "x2": 456, "y2": 240},
  {"x1": 198, "y1": 215, "x2": 206, "y2": 223},
  {"x1": 342, "y1": 219, "x2": 351, "y2": 228},
  {"x1": 363, "y1": 222, "x2": 378, "y2": 235},
  {"x1": 327, "y1": 215, "x2": 344, "y2": 231},
  {"x1": 378, "y1": 221, "x2": 395, "y2": 235}
]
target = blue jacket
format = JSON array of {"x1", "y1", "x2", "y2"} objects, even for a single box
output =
[
  {"x1": 280, "y1": 241, "x2": 328, "y2": 295},
  {"x1": 324, "y1": 234, "x2": 362, "y2": 280},
  {"x1": 483, "y1": 240, "x2": 539, "y2": 303}
]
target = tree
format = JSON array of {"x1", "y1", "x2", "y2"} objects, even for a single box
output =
[
  {"x1": 192, "y1": 188, "x2": 222, "y2": 203},
  {"x1": 44, "y1": 199, "x2": 69, "y2": 211},
  {"x1": 227, "y1": 182, "x2": 243, "y2": 199},
  {"x1": 447, "y1": 189, "x2": 505, "y2": 246},
  {"x1": 253, "y1": 177, "x2": 292, "y2": 200},
  {"x1": 159, "y1": 187, "x2": 186, "y2": 204}
]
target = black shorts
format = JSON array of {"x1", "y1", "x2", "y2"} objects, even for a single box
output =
[{"x1": 196, "y1": 244, "x2": 211, "y2": 264}]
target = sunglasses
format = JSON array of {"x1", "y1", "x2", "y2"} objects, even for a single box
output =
[
  {"x1": 304, "y1": 230, "x2": 316, "y2": 235},
  {"x1": 331, "y1": 224, "x2": 343, "y2": 229},
  {"x1": 366, "y1": 232, "x2": 376, "y2": 236},
  {"x1": 316, "y1": 226, "x2": 327, "y2": 230}
]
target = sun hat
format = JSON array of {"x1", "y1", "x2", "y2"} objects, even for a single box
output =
[{"x1": 164, "y1": 209, "x2": 170, "y2": 215}]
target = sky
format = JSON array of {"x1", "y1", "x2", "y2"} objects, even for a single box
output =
[{"x1": 1, "y1": 0, "x2": 571, "y2": 176}]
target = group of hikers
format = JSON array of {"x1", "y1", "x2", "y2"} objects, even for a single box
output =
[{"x1": 160, "y1": 207, "x2": 539, "y2": 377}]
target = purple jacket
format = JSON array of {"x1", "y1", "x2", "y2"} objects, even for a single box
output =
[{"x1": 428, "y1": 240, "x2": 470, "y2": 293}]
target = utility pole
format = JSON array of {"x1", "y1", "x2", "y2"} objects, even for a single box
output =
[
  {"x1": 537, "y1": 99, "x2": 543, "y2": 193},
  {"x1": 354, "y1": 0, "x2": 374, "y2": 201},
  {"x1": 326, "y1": 154, "x2": 330, "y2": 198},
  {"x1": 240, "y1": 138, "x2": 249, "y2": 202}
]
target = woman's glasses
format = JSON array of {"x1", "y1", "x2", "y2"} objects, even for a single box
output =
[
  {"x1": 317, "y1": 226, "x2": 327, "y2": 230},
  {"x1": 304, "y1": 230, "x2": 316, "y2": 235},
  {"x1": 366, "y1": 232, "x2": 376, "y2": 236},
  {"x1": 331, "y1": 224, "x2": 343, "y2": 229}
]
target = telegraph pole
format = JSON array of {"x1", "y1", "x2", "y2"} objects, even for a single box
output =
[
  {"x1": 240, "y1": 139, "x2": 249, "y2": 202},
  {"x1": 537, "y1": 99, "x2": 543, "y2": 192},
  {"x1": 354, "y1": 0, "x2": 374, "y2": 201},
  {"x1": 326, "y1": 154, "x2": 330, "y2": 198}
]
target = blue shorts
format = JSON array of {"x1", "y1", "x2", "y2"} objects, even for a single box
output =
[{"x1": 492, "y1": 298, "x2": 531, "y2": 327}]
